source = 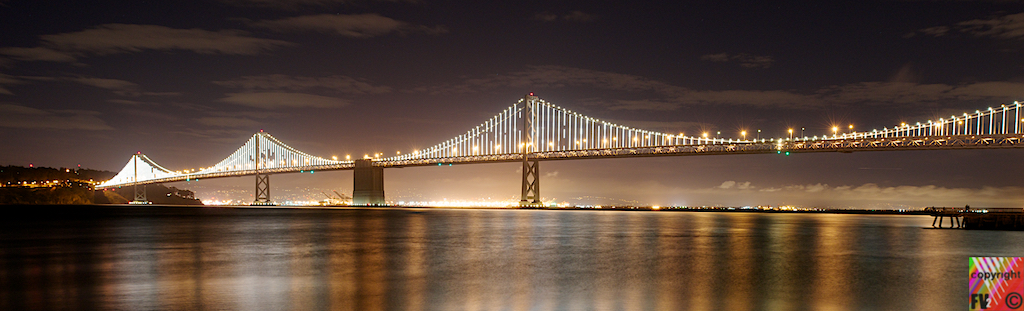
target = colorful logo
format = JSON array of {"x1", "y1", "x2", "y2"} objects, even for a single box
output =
[{"x1": 970, "y1": 257, "x2": 1023, "y2": 310}]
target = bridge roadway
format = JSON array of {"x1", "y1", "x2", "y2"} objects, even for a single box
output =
[{"x1": 110, "y1": 133, "x2": 1024, "y2": 187}]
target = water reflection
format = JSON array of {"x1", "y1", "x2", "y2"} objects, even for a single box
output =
[{"x1": 2, "y1": 207, "x2": 1023, "y2": 310}]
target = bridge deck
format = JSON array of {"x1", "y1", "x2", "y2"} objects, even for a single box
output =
[{"x1": 99, "y1": 133, "x2": 1024, "y2": 188}]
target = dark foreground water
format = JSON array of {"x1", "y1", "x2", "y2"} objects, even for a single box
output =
[{"x1": 1, "y1": 206, "x2": 1022, "y2": 310}]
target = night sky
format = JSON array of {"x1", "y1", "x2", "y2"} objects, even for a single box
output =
[{"x1": 2, "y1": 0, "x2": 1023, "y2": 208}]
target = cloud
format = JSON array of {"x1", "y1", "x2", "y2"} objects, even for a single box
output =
[
  {"x1": 913, "y1": 12, "x2": 1024, "y2": 39},
  {"x1": 747, "y1": 183, "x2": 1024, "y2": 208},
  {"x1": 423, "y1": 65, "x2": 1023, "y2": 111},
  {"x1": 956, "y1": 12, "x2": 1024, "y2": 39},
  {"x1": 0, "y1": 73, "x2": 21, "y2": 95},
  {"x1": 72, "y1": 77, "x2": 139, "y2": 91},
  {"x1": 535, "y1": 11, "x2": 598, "y2": 22},
  {"x1": 418, "y1": 65, "x2": 816, "y2": 109},
  {"x1": 563, "y1": 11, "x2": 598, "y2": 22},
  {"x1": 534, "y1": 12, "x2": 558, "y2": 22},
  {"x1": 606, "y1": 120, "x2": 703, "y2": 133},
  {"x1": 213, "y1": 74, "x2": 391, "y2": 94},
  {"x1": 544, "y1": 172, "x2": 1024, "y2": 208},
  {"x1": 420, "y1": 65, "x2": 681, "y2": 95},
  {"x1": 43, "y1": 24, "x2": 293, "y2": 55},
  {"x1": 0, "y1": 74, "x2": 17, "y2": 83},
  {"x1": 107, "y1": 99, "x2": 147, "y2": 105},
  {"x1": 16, "y1": 75, "x2": 180, "y2": 97},
  {"x1": 602, "y1": 99, "x2": 685, "y2": 111},
  {"x1": 1, "y1": 24, "x2": 292, "y2": 62},
  {"x1": 253, "y1": 14, "x2": 447, "y2": 38},
  {"x1": 817, "y1": 81, "x2": 1024, "y2": 105},
  {"x1": 948, "y1": 81, "x2": 1024, "y2": 98},
  {"x1": 166, "y1": 128, "x2": 257, "y2": 144},
  {"x1": 673, "y1": 89, "x2": 819, "y2": 108},
  {"x1": 718, "y1": 181, "x2": 753, "y2": 190},
  {"x1": 915, "y1": 26, "x2": 951, "y2": 37},
  {"x1": 72, "y1": 77, "x2": 179, "y2": 96},
  {"x1": 815, "y1": 82, "x2": 953, "y2": 104},
  {"x1": 661, "y1": 180, "x2": 1024, "y2": 208},
  {"x1": 196, "y1": 116, "x2": 261, "y2": 128},
  {"x1": 699, "y1": 52, "x2": 730, "y2": 62},
  {"x1": 888, "y1": 63, "x2": 919, "y2": 83},
  {"x1": 0, "y1": 103, "x2": 112, "y2": 130},
  {"x1": 701, "y1": 52, "x2": 776, "y2": 68},
  {"x1": 218, "y1": 92, "x2": 351, "y2": 109},
  {"x1": 0, "y1": 47, "x2": 77, "y2": 62}
]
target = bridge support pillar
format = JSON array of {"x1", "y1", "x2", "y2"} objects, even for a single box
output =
[
  {"x1": 251, "y1": 134, "x2": 275, "y2": 206},
  {"x1": 353, "y1": 159, "x2": 385, "y2": 206},
  {"x1": 129, "y1": 154, "x2": 150, "y2": 205},
  {"x1": 130, "y1": 184, "x2": 150, "y2": 205},
  {"x1": 251, "y1": 173, "x2": 273, "y2": 206},
  {"x1": 520, "y1": 159, "x2": 540, "y2": 206},
  {"x1": 519, "y1": 93, "x2": 542, "y2": 207}
]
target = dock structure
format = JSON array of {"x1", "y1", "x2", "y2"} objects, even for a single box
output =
[
  {"x1": 926, "y1": 207, "x2": 963, "y2": 228},
  {"x1": 925, "y1": 207, "x2": 1024, "y2": 230}
]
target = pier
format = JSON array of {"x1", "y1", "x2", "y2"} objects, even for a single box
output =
[{"x1": 925, "y1": 207, "x2": 1024, "y2": 230}]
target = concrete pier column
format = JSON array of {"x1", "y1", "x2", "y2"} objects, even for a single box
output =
[{"x1": 353, "y1": 159, "x2": 385, "y2": 206}]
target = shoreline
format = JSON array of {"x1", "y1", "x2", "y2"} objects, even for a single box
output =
[{"x1": 80, "y1": 203, "x2": 935, "y2": 215}]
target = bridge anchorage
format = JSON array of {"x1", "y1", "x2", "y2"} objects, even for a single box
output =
[{"x1": 96, "y1": 94, "x2": 1024, "y2": 207}]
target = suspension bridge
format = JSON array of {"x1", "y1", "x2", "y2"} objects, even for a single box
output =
[{"x1": 96, "y1": 94, "x2": 1024, "y2": 206}]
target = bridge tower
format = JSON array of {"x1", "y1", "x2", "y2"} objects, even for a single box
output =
[
  {"x1": 129, "y1": 153, "x2": 149, "y2": 205},
  {"x1": 251, "y1": 132, "x2": 274, "y2": 206},
  {"x1": 520, "y1": 93, "x2": 541, "y2": 206},
  {"x1": 352, "y1": 159, "x2": 385, "y2": 205}
]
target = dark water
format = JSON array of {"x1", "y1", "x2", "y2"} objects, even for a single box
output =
[{"x1": 1, "y1": 206, "x2": 1022, "y2": 310}]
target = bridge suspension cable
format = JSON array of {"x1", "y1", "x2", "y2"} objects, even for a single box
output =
[
  {"x1": 208, "y1": 131, "x2": 344, "y2": 173},
  {"x1": 383, "y1": 95, "x2": 741, "y2": 163},
  {"x1": 100, "y1": 153, "x2": 176, "y2": 187},
  {"x1": 97, "y1": 131, "x2": 348, "y2": 188},
  {"x1": 837, "y1": 102, "x2": 1022, "y2": 140}
]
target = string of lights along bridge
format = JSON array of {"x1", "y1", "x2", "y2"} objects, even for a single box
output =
[{"x1": 97, "y1": 94, "x2": 1024, "y2": 206}]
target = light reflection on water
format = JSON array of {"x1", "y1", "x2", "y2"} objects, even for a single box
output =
[{"x1": 2, "y1": 206, "x2": 1023, "y2": 310}]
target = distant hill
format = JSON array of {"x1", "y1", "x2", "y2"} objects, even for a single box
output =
[
  {"x1": 0, "y1": 165, "x2": 114, "y2": 185},
  {"x1": 0, "y1": 165, "x2": 201, "y2": 205},
  {"x1": 104, "y1": 185, "x2": 202, "y2": 205}
]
